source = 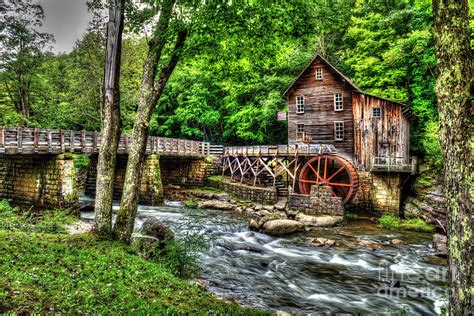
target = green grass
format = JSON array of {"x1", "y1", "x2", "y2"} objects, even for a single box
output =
[
  {"x1": 184, "y1": 197, "x2": 198, "y2": 208},
  {"x1": 399, "y1": 218, "x2": 435, "y2": 233},
  {"x1": 379, "y1": 214, "x2": 435, "y2": 233},
  {"x1": 192, "y1": 187, "x2": 226, "y2": 194},
  {"x1": 345, "y1": 211, "x2": 358, "y2": 219},
  {"x1": 0, "y1": 200, "x2": 270, "y2": 314},
  {"x1": 0, "y1": 199, "x2": 75, "y2": 234},
  {"x1": 208, "y1": 175, "x2": 222, "y2": 182}
]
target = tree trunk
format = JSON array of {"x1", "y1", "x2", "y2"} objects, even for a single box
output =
[
  {"x1": 432, "y1": 1, "x2": 473, "y2": 314},
  {"x1": 93, "y1": 0, "x2": 124, "y2": 239},
  {"x1": 113, "y1": 4, "x2": 188, "y2": 243},
  {"x1": 114, "y1": 29, "x2": 187, "y2": 243}
]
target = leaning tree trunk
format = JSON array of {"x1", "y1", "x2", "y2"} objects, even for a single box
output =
[
  {"x1": 432, "y1": 1, "x2": 473, "y2": 314},
  {"x1": 114, "y1": 29, "x2": 187, "y2": 243},
  {"x1": 93, "y1": 0, "x2": 124, "y2": 239}
]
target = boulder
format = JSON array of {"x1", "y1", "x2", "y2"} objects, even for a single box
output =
[
  {"x1": 274, "y1": 199, "x2": 287, "y2": 211},
  {"x1": 262, "y1": 219, "x2": 303, "y2": 236},
  {"x1": 295, "y1": 213, "x2": 343, "y2": 227},
  {"x1": 357, "y1": 239, "x2": 382, "y2": 250},
  {"x1": 433, "y1": 233, "x2": 447, "y2": 256},
  {"x1": 249, "y1": 219, "x2": 259, "y2": 231},
  {"x1": 262, "y1": 205, "x2": 275, "y2": 212},
  {"x1": 140, "y1": 218, "x2": 174, "y2": 240},
  {"x1": 389, "y1": 239, "x2": 405, "y2": 245},
  {"x1": 311, "y1": 237, "x2": 337, "y2": 247},
  {"x1": 197, "y1": 199, "x2": 235, "y2": 210},
  {"x1": 254, "y1": 204, "x2": 263, "y2": 211}
]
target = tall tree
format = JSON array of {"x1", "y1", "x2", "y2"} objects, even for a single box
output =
[
  {"x1": 432, "y1": 0, "x2": 473, "y2": 314},
  {"x1": 93, "y1": 0, "x2": 125, "y2": 238},
  {"x1": 0, "y1": 0, "x2": 53, "y2": 119},
  {"x1": 113, "y1": 0, "x2": 188, "y2": 243}
]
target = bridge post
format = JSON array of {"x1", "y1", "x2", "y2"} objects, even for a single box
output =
[
  {"x1": 0, "y1": 153, "x2": 78, "y2": 210},
  {"x1": 139, "y1": 154, "x2": 164, "y2": 205}
]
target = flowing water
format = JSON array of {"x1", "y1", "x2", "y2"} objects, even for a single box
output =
[{"x1": 81, "y1": 200, "x2": 448, "y2": 315}]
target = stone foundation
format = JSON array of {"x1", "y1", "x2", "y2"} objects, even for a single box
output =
[
  {"x1": 85, "y1": 154, "x2": 164, "y2": 205},
  {"x1": 370, "y1": 173, "x2": 403, "y2": 214},
  {"x1": 288, "y1": 185, "x2": 344, "y2": 216},
  {"x1": 160, "y1": 156, "x2": 209, "y2": 188},
  {"x1": 0, "y1": 154, "x2": 78, "y2": 209},
  {"x1": 209, "y1": 177, "x2": 278, "y2": 205}
]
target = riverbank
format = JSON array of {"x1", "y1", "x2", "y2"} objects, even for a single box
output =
[{"x1": 0, "y1": 203, "x2": 269, "y2": 314}]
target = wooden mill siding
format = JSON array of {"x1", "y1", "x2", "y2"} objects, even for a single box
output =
[
  {"x1": 287, "y1": 57, "x2": 355, "y2": 158},
  {"x1": 284, "y1": 54, "x2": 411, "y2": 170},
  {"x1": 352, "y1": 93, "x2": 410, "y2": 169}
]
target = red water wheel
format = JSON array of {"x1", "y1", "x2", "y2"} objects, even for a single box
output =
[{"x1": 298, "y1": 155, "x2": 359, "y2": 204}]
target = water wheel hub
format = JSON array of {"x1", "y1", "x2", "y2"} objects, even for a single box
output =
[{"x1": 298, "y1": 155, "x2": 359, "y2": 204}]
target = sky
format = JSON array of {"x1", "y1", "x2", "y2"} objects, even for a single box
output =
[{"x1": 38, "y1": 0, "x2": 93, "y2": 53}]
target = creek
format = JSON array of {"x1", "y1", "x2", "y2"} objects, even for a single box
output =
[{"x1": 81, "y1": 199, "x2": 447, "y2": 315}]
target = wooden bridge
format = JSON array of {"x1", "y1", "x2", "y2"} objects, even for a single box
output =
[{"x1": 0, "y1": 127, "x2": 213, "y2": 156}]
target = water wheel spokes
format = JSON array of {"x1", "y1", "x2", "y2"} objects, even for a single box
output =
[{"x1": 298, "y1": 155, "x2": 359, "y2": 204}]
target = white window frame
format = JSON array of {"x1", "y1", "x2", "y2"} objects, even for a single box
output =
[
  {"x1": 296, "y1": 95, "x2": 305, "y2": 114},
  {"x1": 334, "y1": 93, "x2": 343, "y2": 111},
  {"x1": 297, "y1": 123, "x2": 305, "y2": 133},
  {"x1": 334, "y1": 121, "x2": 344, "y2": 141},
  {"x1": 373, "y1": 107, "x2": 381, "y2": 118},
  {"x1": 316, "y1": 68, "x2": 323, "y2": 80}
]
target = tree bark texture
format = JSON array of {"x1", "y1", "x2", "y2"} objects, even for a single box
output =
[
  {"x1": 113, "y1": 0, "x2": 188, "y2": 243},
  {"x1": 432, "y1": 1, "x2": 473, "y2": 314},
  {"x1": 93, "y1": 0, "x2": 124, "y2": 239}
]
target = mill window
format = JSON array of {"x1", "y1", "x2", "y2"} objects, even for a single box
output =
[
  {"x1": 334, "y1": 121, "x2": 344, "y2": 141},
  {"x1": 316, "y1": 68, "x2": 323, "y2": 80},
  {"x1": 296, "y1": 96, "x2": 305, "y2": 113},
  {"x1": 373, "y1": 107, "x2": 381, "y2": 118},
  {"x1": 297, "y1": 123, "x2": 305, "y2": 133},
  {"x1": 334, "y1": 93, "x2": 343, "y2": 111}
]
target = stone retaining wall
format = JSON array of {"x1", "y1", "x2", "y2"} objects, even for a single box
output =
[
  {"x1": 209, "y1": 177, "x2": 278, "y2": 205},
  {"x1": 0, "y1": 154, "x2": 78, "y2": 209},
  {"x1": 85, "y1": 154, "x2": 164, "y2": 205},
  {"x1": 160, "y1": 156, "x2": 209, "y2": 188},
  {"x1": 288, "y1": 185, "x2": 344, "y2": 216}
]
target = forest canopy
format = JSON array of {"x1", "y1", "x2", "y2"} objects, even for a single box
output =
[{"x1": 1, "y1": 0, "x2": 472, "y2": 166}]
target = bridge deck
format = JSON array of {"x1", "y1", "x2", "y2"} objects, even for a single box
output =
[
  {"x1": 0, "y1": 127, "x2": 211, "y2": 156},
  {"x1": 224, "y1": 144, "x2": 338, "y2": 156}
]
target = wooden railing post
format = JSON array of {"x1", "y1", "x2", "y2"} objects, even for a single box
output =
[
  {"x1": 34, "y1": 128, "x2": 39, "y2": 153},
  {"x1": 70, "y1": 130, "x2": 75, "y2": 152},
  {"x1": 81, "y1": 131, "x2": 86, "y2": 153},
  {"x1": 0, "y1": 127, "x2": 4, "y2": 153},
  {"x1": 60, "y1": 130, "x2": 65, "y2": 152},
  {"x1": 92, "y1": 132, "x2": 97, "y2": 153},
  {"x1": 17, "y1": 127, "x2": 22, "y2": 153}
]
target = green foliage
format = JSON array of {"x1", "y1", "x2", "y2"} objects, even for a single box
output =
[
  {"x1": 184, "y1": 198, "x2": 198, "y2": 208},
  {"x1": 73, "y1": 154, "x2": 90, "y2": 170},
  {"x1": 208, "y1": 175, "x2": 222, "y2": 182},
  {"x1": 399, "y1": 218, "x2": 435, "y2": 233},
  {"x1": 0, "y1": 231, "x2": 267, "y2": 314},
  {"x1": 345, "y1": 211, "x2": 358, "y2": 220},
  {"x1": 0, "y1": 199, "x2": 74, "y2": 234},
  {"x1": 379, "y1": 214, "x2": 401, "y2": 229},
  {"x1": 379, "y1": 213, "x2": 434, "y2": 232},
  {"x1": 158, "y1": 218, "x2": 214, "y2": 279}
]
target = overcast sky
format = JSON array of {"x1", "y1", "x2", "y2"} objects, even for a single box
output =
[{"x1": 38, "y1": 0, "x2": 93, "y2": 53}]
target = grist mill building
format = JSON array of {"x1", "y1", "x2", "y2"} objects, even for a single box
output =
[{"x1": 223, "y1": 54, "x2": 417, "y2": 215}]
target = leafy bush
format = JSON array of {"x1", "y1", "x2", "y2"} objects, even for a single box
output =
[
  {"x1": 399, "y1": 218, "x2": 435, "y2": 233},
  {"x1": 379, "y1": 214, "x2": 434, "y2": 233},
  {"x1": 158, "y1": 219, "x2": 214, "y2": 279},
  {"x1": 184, "y1": 198, "x2": 198, "y2": 208},
  {"x1": 73, "y1": 154, "x2": 90, "y2": 169},
  {"x1": 345, "y1": 211, "x2": 358, "y2": 219},
  {"x1": 379, "y1": 214, "x2": 400, "y2": 229}
]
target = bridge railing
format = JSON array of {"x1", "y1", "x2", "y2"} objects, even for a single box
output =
[
  {"x1": 0, "y1": 127, "x2": 211, "y2": 156},
  {"x1": 224, "y1": 144, "x2": 338, "y2": 156}
]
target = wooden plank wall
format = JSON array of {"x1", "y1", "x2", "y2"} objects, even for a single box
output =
[
  {"x1": 352, "y1": 93, "x2": 410, "y2": 169},
  {"x1": 287, "y1": 57, "x2": 355, "y2": 158}
]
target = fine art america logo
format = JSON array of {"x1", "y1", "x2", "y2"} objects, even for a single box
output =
[{"x1": 376, "y1": 260, "x2": 448, "y2": 299}]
